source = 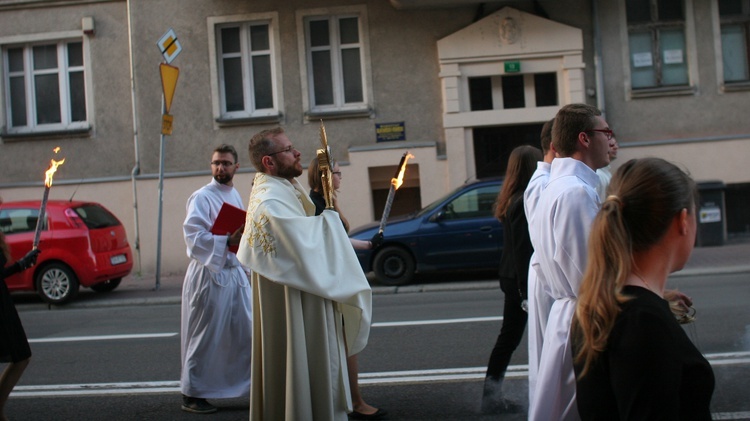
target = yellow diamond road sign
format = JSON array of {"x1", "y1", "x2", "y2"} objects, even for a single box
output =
[{"x1": 157, "y1": 28, "x2": 182, "y2": 64}]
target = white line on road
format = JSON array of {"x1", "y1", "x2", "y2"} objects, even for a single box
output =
[
  {"x1": 12, "y1": 351, "x2": 750, "y2": 397},
  {"x1": 373, "y1": 316, "x2": 502, "y2": 327},
  {"x1": 28, "y1": 333, "x2": 178, "y2": 343}
]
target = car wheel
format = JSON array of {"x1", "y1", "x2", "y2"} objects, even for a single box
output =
[
  {"x1": 35, "y1": 262, "x2": 80, "y2": 305},
  {"x1": 373, "y1": 246, "x2": 416, "y2": 286},
  {"x1": 90, "y1": 278, "x2": 122, "y2": 293}
]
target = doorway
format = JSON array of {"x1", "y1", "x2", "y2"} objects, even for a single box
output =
[{"x1": 472, "y1": 123, "x2": 544, "y2": 179}]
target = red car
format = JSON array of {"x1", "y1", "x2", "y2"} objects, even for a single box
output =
[{"x1": 1, "y1": 200, "x2": 133, "y2": 304}]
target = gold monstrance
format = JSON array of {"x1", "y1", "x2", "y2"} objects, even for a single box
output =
[{"x1": 316, "y1": 120, "x2": 335, "y2": 209}]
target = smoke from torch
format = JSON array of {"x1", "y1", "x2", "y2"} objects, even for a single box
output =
[
  {"x1": 378, "y1": 152, "x2": 414, "y2": 234},
  {"x1": 33, "y1": 148, "x2": 65, "y2": 250}
]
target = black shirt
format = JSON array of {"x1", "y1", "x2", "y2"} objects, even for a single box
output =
[{"x1": 574, "y1": 286, "x2": 714, "y2": 420}]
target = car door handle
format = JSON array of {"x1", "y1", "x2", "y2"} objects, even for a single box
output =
[{"x1": 479, "y1": 226, "x2": 493, "y2": 233}]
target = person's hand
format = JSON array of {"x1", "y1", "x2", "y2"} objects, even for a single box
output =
[
  {"x1": 228, "y1": 225, "x2": 245, "y2": 248},
  {"x1": 369, "y1": 232, "x2": 384, "y2": 249},
  {"x1": 18, "y1": 249, "x2": 41, "y2": 269}
]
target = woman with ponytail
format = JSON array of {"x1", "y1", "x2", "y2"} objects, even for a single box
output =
[{"x1": 572, "y1": 157, "x2": 714, "y2": 419}]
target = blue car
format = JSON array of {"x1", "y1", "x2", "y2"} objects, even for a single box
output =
[{"x1": 349, "y1": 178, "x2": 504, "y2": 286}]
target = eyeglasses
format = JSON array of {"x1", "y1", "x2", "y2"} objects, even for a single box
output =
[
  {"x1": 266, "y1": 145, "x2": 296, "y2": 156},
  {"x1": 587, "y1": 129, "x2": 615, "y2": 140},
  {"x1": 211, "y1": 160, "x2": 235, "y2": 167}
]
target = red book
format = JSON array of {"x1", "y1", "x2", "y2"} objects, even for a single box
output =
[{"x1": 210, "y1": 202, "x2": 246, "y2": 253}]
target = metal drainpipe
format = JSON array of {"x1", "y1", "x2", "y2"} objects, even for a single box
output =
[
  {"x1": 593, "y1": 0, "x2": 606, "y2": 119},
  {"x1": 126, "y1": 0, "x2": 142, "y2": 275}
]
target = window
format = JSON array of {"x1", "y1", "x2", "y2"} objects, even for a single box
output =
[
  {"x1": 304, "y1": 14, "x2": 368, "y2": 114},
  {"x1": 3, "y1": 40, "x2": 87, "y2": 134},
  {"x1": 626, "y1": 0, "x2": 689, "y2": 89},
  {"x1": 467, "y1": 73, "x2": 558, "y2": 111},
  {"x1": 719, "y1": 0, "x2": 750, "y2": 83},
  {"x1": 215, "y1": 21, "x2": 278, "y2": 119},
  {"x1": 444, "y1": 185, "x2": 499, "y2": 220}
]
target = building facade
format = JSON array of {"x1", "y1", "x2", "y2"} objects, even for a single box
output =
[{"x1": 2, "y1": 0, "x2": 748, "y2": 276}]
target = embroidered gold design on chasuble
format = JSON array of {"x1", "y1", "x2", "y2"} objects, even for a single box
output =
[{"x1": 245, "y1": 174, "x2": 276, "y2": 255}]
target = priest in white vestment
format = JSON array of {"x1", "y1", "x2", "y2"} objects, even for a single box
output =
[
  {"x1": 529, "y1": 105, "x2": 613, "y2": 421},
  {"x1": 237, "y1": 127, "x2": 372, "y2": 421},
  {"x1": 180, "y1": 144, "x2": 253, "y2": 414}
]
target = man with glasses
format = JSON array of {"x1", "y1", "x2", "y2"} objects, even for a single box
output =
[
  {"x1": 237, "y1": 127, "x2": 372, "y2": 421},
  {"x1": 180, "y1": 144, "x2": 253, "y2": 414},
  {"x1": 528, "y1": 104, "x2": 615, "y2": 421}
]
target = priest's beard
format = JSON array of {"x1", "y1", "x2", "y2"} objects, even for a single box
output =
[{"x1": 276, "y1": 161, "x2": 303, "y2": 179}]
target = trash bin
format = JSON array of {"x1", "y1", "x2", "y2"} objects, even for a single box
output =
[{"x1": 695, "y1": 181, "x2": 727, "y2": 247}]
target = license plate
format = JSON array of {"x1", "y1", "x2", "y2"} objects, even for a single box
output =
[{"x1": 110, "y1": 254, "x2": 127, "y2": 265}]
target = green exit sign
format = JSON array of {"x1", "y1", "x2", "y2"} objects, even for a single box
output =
[{"x1": 504, "y1": 61, "x2": 521, "y2": 73}]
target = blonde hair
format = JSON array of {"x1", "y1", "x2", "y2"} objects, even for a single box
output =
[
  {"x1": 308, "y1": 157, "x2": 349, "y2": 232},
  {"x1": 573, "y1": 157, "x2": 698, "y2": 376}
]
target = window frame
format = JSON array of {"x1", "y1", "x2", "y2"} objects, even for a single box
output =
[
  {"x1": 296, "y1": 5, "x2": 373, "y2": 120},
  {"x1": 207, "y1": 13, "x2": 283, "y2": 126},
  {"x1": 2, "y1": 34, "x2": 91, "y2": 136},
  {"x1": 619, "y1": 0, "x2": 699, "y2": 98},
  {"x1": 712, "y1": 0, "x2": 750, "y2": 91}
]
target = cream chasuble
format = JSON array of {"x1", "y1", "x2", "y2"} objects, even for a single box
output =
[{"x1": 236, "y1": 173, "x2": 372, "y2": 421}]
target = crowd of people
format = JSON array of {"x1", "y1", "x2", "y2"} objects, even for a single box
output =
[
  {"x1": 482, "y1": 103, "x2": 714, "y2": 419},
  {"x1": 2, "y1": 104, "x2": 714, "y2": 420}
]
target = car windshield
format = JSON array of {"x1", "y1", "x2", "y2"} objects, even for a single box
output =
[{"x1": 74, "y1": 204, "x2": 121, "y2": 229}]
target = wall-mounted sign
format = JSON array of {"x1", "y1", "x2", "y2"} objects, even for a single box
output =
[
  {"x1": 376, "y1": 122, "x2": 406, "y2": 142},
  {"x1": 504, "y1": 61, "x2": 521, "y2": 73}
]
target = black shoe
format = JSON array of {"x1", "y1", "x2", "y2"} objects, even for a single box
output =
[
  {"x1": 349, "y1": 408, "x2": 388, "y2": 420},
  {"x1": 480, "y1": 397, "x2": 523, "y2": 414},
  {"x1": 181, "y1": 395, "x2": 217, "y2": 414}
]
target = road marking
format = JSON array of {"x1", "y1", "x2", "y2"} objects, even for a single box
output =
[
  {"x1": 11, "y1": 351, "x2": 750, "y2": 397},
  {"x1": 28, "y1": 333, "x2": 178, "y2": 343},
  {"x1": 373, "y1": 316, "x2": 502, "y2": 327}
]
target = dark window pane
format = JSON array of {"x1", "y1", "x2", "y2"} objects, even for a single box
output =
[
  {"x1": 8, "y1": 47, "x2": 24, "y2": 72},
  {"x1": 341, "y1": 48, "x2": 363, "y2": 103},
  {"x1": 721, "y1": 24, "x2": 750, "y2": 82},
  {"x1": 250, "y1": 24, "x2": 269, "y2": 51},
  {"x1": 469, "y1": 77, "x2": 493, "y2": 111},
  {"x1": 252, "y1": 55, "x2": 273, "y2": 109},
  {"x1": 69, "y1": 71, "x2": 86, "y2": 121},
  {"x1": 74, "y1": 204, "x2": 120, "y2": 228},
  {"x1": 309, "y1": 20, "x2": 330, "y2": 47},
  {"x1": 223, "y1": 57, "x2": 244, "y2": 112},
  {"x1": 312, "y1": 50, "x2": 333, "y2": 105},
  {"x1": 658, "y1": 0, "x2": 683, "y2": 20},
  {"x1": 34, "y1": 74, "x2": 61, "y2": 124},
  {"x1": 33, "y1": 44, "x2": 57, "y2": 70},
  {"x1": 534, "y1": 73, "x2": 558, "y2": 106},
  {"x1": 626, "y1": 0, "x2": 651, "y2": 23},
  {"x1": 221, "y1": 27, "x2": 241, "y2": 54},
  {"x1": 719, "y1": 0, "x2": 743, "y2": 16},
  {"x1": 67, "y1": 42, "x2": 83, "y2": 67},
  {"x1": 339, "y1": 17, "x2": 359, "y2": 44},
  {"x1": 9, "y1": 76, "x2": 27, "y2": 126},
  {"x1": 501, "y1": 75, "x2": 525, "y2": 109}
]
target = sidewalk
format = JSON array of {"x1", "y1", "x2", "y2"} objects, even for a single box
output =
[{"x1": 18, "y1": 236, "x2": 750, "y2": 309}]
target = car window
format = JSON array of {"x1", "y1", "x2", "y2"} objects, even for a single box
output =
[
  {"x1": 0, "y1": 209, "x2": 41, "y2": 234},
  {"x1": 73, "y1": 204, "x2": 121, "y2": 229},
  {"x1": 443, "y1": 185, "x2": 499, "y2": 220}
]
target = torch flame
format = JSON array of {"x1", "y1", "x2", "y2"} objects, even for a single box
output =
[
  {"x1": 44, "y1": 158, "x2": 65, "y2": 188},
  {"x1": 53, "y1": 146, "x2": 61, "y2": 154},
  {"x1": 391, "y1": 153, "x2": 415, "y2": 190}
]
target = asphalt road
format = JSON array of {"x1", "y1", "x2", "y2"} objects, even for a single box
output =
[{"x1": 7, "y1": 272, "x2": 750, "y2": 420}]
